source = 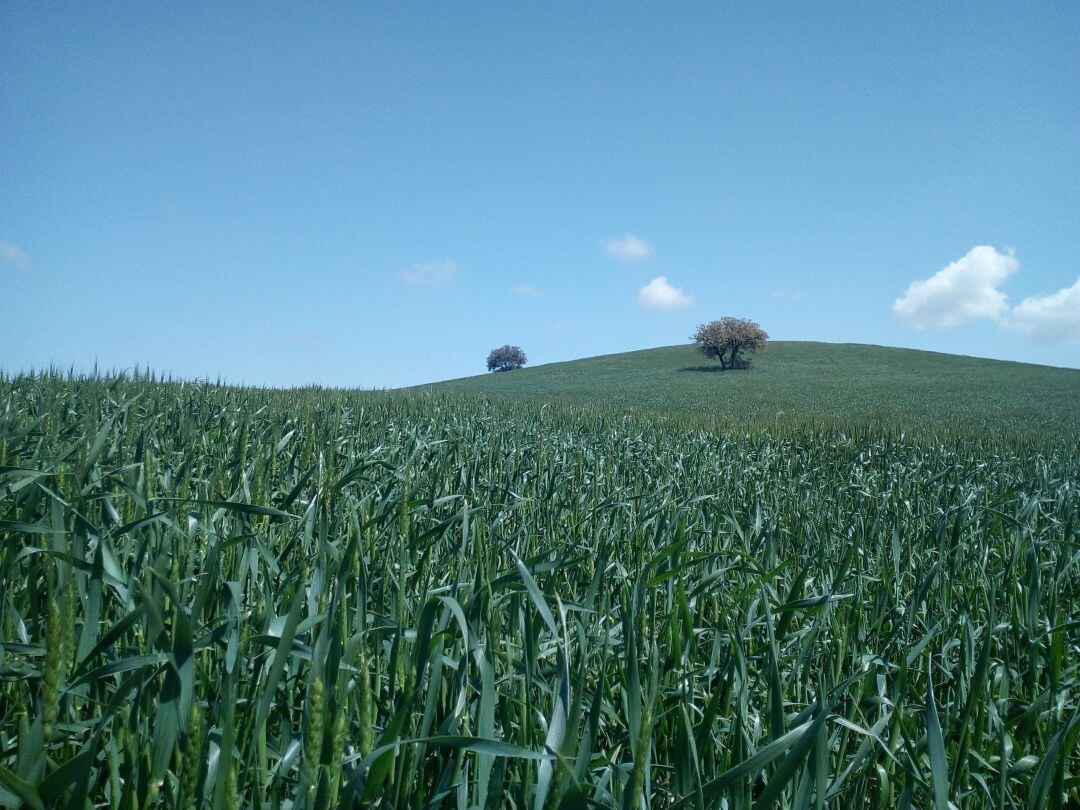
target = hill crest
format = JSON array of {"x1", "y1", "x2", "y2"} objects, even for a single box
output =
[{"x1": 417, "y1": 341, "x2": 1080, "y2": 440}]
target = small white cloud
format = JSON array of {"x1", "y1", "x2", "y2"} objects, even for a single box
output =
[
  {"x1": 514, "y1": 284, "x2": 543, "y2": 297},
  {"x1": 637, "y1": 276, "x2": 694, "y2": 310},
  {"x1": 0, "y1": 240, "x2": 28, "y2": 268},
  {"x1": 397, "y1": 259, "x2": 459, "y2": 287},
  {"x1": 1003, "y1": 277, "x2": 1080, "y2": 344},
  {"x1": 894, "y1": 245, "x2": 1018, "y2": 329},
  {"x1": 601, "y1": 234, "x2": 653, "y2": 262},
  {"x1": 770, "y1": 290, "x2": 804, "y2": 302}
]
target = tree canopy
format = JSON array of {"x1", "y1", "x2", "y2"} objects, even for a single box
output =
[
  {"x1": 692, "y1": 318, "x2": 768, "y2": 370},
  {"x1": 487, "y1": 345, "x2": 527, "y2": 372}
]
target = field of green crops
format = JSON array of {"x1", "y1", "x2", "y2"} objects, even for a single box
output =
[
  {"x1": 422, "y1": 342, "x2": 1080, "y2": 443},
  {"x1": 1, "y1": 371, "x2": 1078, "y2": 808}
]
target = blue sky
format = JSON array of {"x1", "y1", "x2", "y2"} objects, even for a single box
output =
[{"x1": 2, "y1": 3, "x2": 1078, "y2": 387}]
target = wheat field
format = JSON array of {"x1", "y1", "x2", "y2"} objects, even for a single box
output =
[{"x1": 1, "y1": 371, "x2": 1077, "y2": 808}]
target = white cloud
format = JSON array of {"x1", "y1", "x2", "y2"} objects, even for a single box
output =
[
  {"x1": 514, "y1": 284, "x2": 543, "y2": 297},
  {"x1": 770, "y1": 290, "x2": 804, "y2": 302},
  {"x1": 893, "y1": 246, "x2": 1018, "y2": 329},
  {"x1": 601, "y1": 234, "x2": 653, "y2": 262},
  {"x1": 1004, "y1": 277, "x2": 1080, "y2": 344},
  {"x1": 397, "y1": 260, "x2": 459, "y2": 287},
  {"x1": 637, "y1": 276, "x2": 694, "y2": 310},
  {"x1": 0, "y1": 240, "x2": 28, "y2": 268}
]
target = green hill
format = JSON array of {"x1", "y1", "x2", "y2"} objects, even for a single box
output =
[{"x1": 417, "y1": 341, "x2": 1080, "y2": 441}]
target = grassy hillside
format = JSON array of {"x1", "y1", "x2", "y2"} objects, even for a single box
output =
[{"x1": 420, "y1": 341, "x2": 1080, "y2": 441}]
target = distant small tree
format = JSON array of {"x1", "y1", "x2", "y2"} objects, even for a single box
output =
[
  {"x1": 487, "y1": 345, "x2": 527, "y2": 372},
  {"x1": 692, "y1": 318, "x2": 768, "y2": 370}
]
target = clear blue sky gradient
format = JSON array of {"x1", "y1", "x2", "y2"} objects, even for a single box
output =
[{"x1": 2, "y1": 3, "x2": 1078, "y2": 386}]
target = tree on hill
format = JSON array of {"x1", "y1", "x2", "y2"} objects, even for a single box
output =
[
  {"x1": 487, "y1": 345, "x2": 527, "y2": 372},
  {"x1": 692, "y1": 318, "x2": 768, "y2": 370}
]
